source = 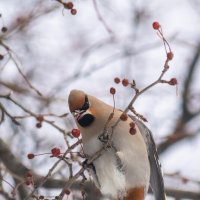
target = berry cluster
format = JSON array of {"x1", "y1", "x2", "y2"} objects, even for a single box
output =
[
  {"x1": 63, "y1": 2, "x2": 77, "y2": 15},
  {"x1": 109, "y1": 77, "x2": 130, "y2": 97},
  {"x1": 25, "y1": 172, "x2": 34, "y2": 186},
  {"x1": 35, "y1": 115, "x2": 44, "y2": 128},
  {"x1": 27, "y1": 147, "x2": 62, "y2": 159},
  {"x1": 152, "y1": 21, "x2": 174, "y2": 62},
  {"x1": 129, "y1": 122, "x2": 136, "y2": 135},
  {"x1": 114, "y1": 77, "x2": 129, "y2": 87}
]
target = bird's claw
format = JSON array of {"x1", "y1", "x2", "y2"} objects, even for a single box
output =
[
  {"x1": 82, "y1": 159, "x2": 96, "y2": 173},
  {"x1": 98, "y1": 130, "x2": 110, "y2": 143}
]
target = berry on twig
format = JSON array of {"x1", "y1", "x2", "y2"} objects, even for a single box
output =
[
  {"x1": 72, "y1": 128, "x2": 80, "y2": 138},
  {"x1": 120, "y1": 113, "x2": 128, "y2": 121},
  {"x1": 65, "y1": 189, "x2": 71, "y2": 195},
  {"x1": 152, "y1": 21, "x2": 160, "y2": 30},
  {"x1": 64, "y1": 2, "x2": 74, "y2": 9},
  {"x1": 114, "y1": 77, "x2": 120, "y2": 84},
  {"x1": 110, "y1": 87, "x2": 116, "y2": 95},
  {"x1": 122, "y1": 79, "x2": 129, "y2": 87},
  {"x1": 168, "y1": 78, "x2": 177, "y2": 85},
  {"x1": 36, "y1": 122, "x2": 42, "y2": 128},
  {"x1": 27, "y1": 153, "x2": 35, "y2": 159},
  {"x1": 71, "y1": 9, "x2": 77, "y2": 15},
  {"x1": 167, "y1": 52, "x2": 174, "y2": 60},
  {"x1": 36, "y1": 115, "x2": 44, "y2": 122},
  {"x1": 129, "y1": 127, "x2": 137, "y2": 135},
  {"x1": 51, "y1": 147, "x2": 61, "y2": 157}
]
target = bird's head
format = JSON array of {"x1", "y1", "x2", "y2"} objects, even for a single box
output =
[{"x1": 68, "y1": 90, "x2": 95, "y2": 127}]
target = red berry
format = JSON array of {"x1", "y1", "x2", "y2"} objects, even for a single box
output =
[
  {"x1": 71, "y1": 9, "x2": 77, "y2": 15},
  {"x1": 39, "y1": 196, "x2": 44, "y2": 199},
  {"x1": 129, "y1": 122, "x2": 135, "y2": 128},
  {"x1": 64, "y1": 2, "x2": 74, "y2": 9},
  {"x1": 65, "y1": 189, "x2": 71, "y2": 195},
  {"x1": 51, "y1": 147, "x2": 61, "y2": 157},
  {"x1": 129, "y1": 127, "x2": 137, "y2": 135},
  {"x1": 110, "y1": 87, "x2": 116, "y2": 95},
  {"x1": 169, "y1": 78, "x2": 177, "y2": 85},
  {"x1": 120, "y1": 113, "x2": 128, "y2": 121},
  {"x1": 36, "y1": 122, "x2": 42, "y2": 128},
  {"x1": 27, "y1": 153, "x2": 35, "y2": 159},
  {"x1": 152, "y1": 21, "x2": 160, "y2": 30},
  {"x1": 122, "y1": 79, "x2": 129, "y2": 87},
  {"x1": 167, "y1": 52, "x2": 174, "y2": 60},
  {"x1": 72, "y1": 128, "x2": 80, "y2": 138},
  {"x1": 36, "y1": 115, "x2": 44, "y2": 122},
  {"x1": 114, "y1": 77, "x2": 120, "y2": 84}
]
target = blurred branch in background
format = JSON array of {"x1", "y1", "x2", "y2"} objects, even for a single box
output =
[{"x1": 158, "y1": 43, "x2": 200, "y2": 154}]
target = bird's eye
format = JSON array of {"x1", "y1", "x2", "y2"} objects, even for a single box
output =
[{"x1": 80, "y1": 95, "x2": 90, "y2": 111}]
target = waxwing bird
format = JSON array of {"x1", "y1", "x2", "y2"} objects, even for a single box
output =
[{"x1": 68, "y1": 89, "x2": 166, "y2": 200}]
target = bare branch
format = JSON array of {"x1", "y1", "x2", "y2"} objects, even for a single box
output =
[
  {"x1": 92, "y1": 0, "x2": 114, "y2": 36},
  {"x1": 0, "y1": 41, "x2": 43, "y2": 96}
]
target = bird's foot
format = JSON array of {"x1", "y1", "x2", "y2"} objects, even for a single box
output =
[
  {"x1": 82, "y1": 159, "x2": 96, "y2": 173},
  {"x1": 98, "y1": 130, "x2": 110, "y2": 144}
]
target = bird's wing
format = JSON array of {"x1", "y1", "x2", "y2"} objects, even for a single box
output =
[{"x1": 129, "y1": 115, "x2": 166, "y2": 200}]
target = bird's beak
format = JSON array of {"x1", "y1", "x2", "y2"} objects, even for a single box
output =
[{"x1": 73, "y1": 110, "x2": 86, "y2": 121}]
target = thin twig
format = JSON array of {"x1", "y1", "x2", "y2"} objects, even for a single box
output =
[
  {"x1": 0, "y1": 102, "x2": 20, "y2": 125},
  {"x1": 92, "y1": 0, "x2": 114, "y2": 36},
  {"x1": 0, "y1": 41, "x2": 43, "y2": 96},
  {"x1": 0, "y1": 94, "x2": 67, "y2": 135},
  {"x1": 24, "y1": 140, "x2": 82, "y2": 200}
]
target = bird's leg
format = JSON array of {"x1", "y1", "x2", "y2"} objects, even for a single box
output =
[{"x1": 82, "y1": 159, "x2": 96, "y2": 173}]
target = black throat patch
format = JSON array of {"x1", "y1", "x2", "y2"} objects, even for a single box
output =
[{"x1": 78, "y1": 113, "x2": 95, "y2": 127}]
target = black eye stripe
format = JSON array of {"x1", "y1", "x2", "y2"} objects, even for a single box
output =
[
  {"x1": 80, "y1": 95, "x2": 90, "y2": 111},
  {"x1": 78, "y1": 113, "x2": 95, "y2": 127}
]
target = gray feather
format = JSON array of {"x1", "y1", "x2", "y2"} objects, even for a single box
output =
[{"x1": 129, "y1": 116, "x2": 166, "y2": 200}]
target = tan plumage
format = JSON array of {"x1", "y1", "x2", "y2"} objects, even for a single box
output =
[{"x1": 68, "y1": 89, "x2": 166, "y2": 200}]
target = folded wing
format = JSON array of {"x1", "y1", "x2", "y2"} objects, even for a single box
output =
[{"x1": 129, "y1": 116, "x2": 166, "y2": 200}]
